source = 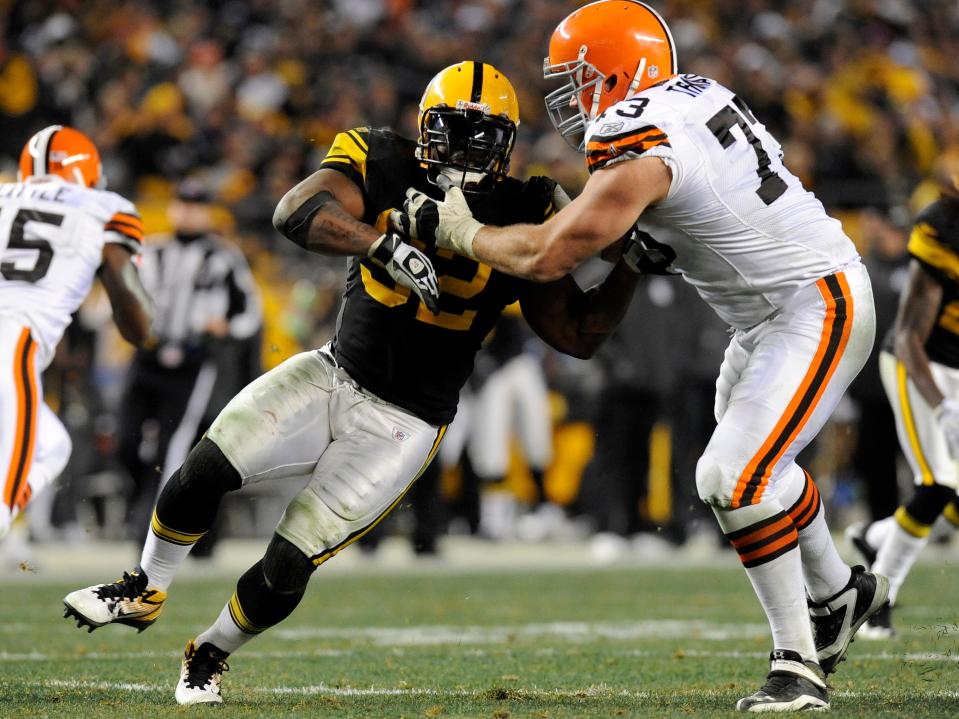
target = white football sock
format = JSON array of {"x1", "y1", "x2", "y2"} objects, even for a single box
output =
[
  {"x1": 139, "y1": 510, "x2": 204, "y2": 591},
  {"x1": 195, "y1": 597, "x2": 256, "y2": 654},
  {"x1": 716, "y1": 504, "x2": 817, "y2": 663},
  {"x1": 139, "y1": 532, "x2": 194, "y2": 592},
  {"x1": 743, "y1": 548, "x2": 816, "y2": 661},
  {"x1": 797, "y1": 509, "x2": 851, "y2": 602},
  {"x1": 872, "y1": 509, "x2": 928, "y2": 606},
  {"x1": 865, "y1": 516, "x2": 895, "y2": 550},
  {"x1": 774, "y1": 464, "x2": 850, "y2": 601}
]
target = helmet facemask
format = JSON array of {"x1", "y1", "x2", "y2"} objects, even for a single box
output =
[
  {"x1": 418, "y1": 104, "x2": 516, "y2": 194},
  {"x1": 544, "y1": 46, "x2": 607, "y2": 152}
]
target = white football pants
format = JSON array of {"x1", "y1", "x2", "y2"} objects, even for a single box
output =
[
  {"x1": 698, "y1": 263, "x2": 875, "y2": 509},
  {"x1": 207, "y1": 348, "x2": 445, "y2": 564},
  {"x1": 0, "y1": 317, "x2": 70, "y2": 539}
]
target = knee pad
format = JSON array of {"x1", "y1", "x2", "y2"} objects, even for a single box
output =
[
  {"x1": 180, "y1": 437, "x2": 242, "y2": 497},
  {"x1": 696, "y1": 452, "x2": 737, "y2": 508},
  {"x1": 262, "y1": 533, "x2": 315, "y2": 595},
  {"x1": 903, "y1": 483, "x2": 955, "y2": 526}
]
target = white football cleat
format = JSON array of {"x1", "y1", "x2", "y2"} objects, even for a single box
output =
[
  {"x1": 175, "y1": 640, "x2": 230, "y2": 705},
  {"x1": 63, "y1": 567, "x2": 166, "y2": 632}
]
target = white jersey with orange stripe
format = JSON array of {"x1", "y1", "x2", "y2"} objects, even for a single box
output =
[
  {"x1": 0, "y1": 176, "x2": 142, "y2": 365},
  {"x1": 584, "y1": 74, "x2": 859, "y2": 329}
]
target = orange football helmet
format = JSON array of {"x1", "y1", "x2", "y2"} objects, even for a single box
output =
[
  {"x1": 18, "y1": 125, "x2": 105, "y2": 188},
  {"x1": 544, "y1": 1, "x2": 677, "y2": 148}
]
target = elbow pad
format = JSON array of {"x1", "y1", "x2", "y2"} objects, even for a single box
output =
[{"x1": 274, "y1": 190, "x2": 334, "y2": 248}]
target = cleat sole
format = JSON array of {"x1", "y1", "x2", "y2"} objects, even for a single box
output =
[
  {"x1": 63, "y1": 602, "x2": 105, "y2": 633},
  {"x1": 63, "y1": 601, "x2": 159, "y2": 633}
]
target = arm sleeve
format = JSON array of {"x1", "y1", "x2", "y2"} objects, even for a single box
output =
[{"x1": 319, "y1": 127, "x2": 371, "y2": 189}]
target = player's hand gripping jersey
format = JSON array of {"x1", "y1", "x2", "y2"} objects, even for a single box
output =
[
  {"x1": 320, "y1": 126, "x2": 558, "y2": 425},
  {"x1": 0, "y1": 177, "x2": 142, "y2": 365},
  {"x1": 585, "y1": 74, "x2": 859, "y2": 329}
]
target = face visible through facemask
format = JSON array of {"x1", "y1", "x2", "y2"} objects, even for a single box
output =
[{"x1": 420, "y1": 107, "x2": 515, "y2": 194}]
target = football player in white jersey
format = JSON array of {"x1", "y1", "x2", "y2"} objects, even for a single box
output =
[
  {"x1": 397, "y1": 1, "x2": 888, "y2": 712},
  {"x1": 0, "y1": 125, "x2": 153, "y2": 540}
]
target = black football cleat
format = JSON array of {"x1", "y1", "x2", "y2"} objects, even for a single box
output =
[
  {"x1": 809, "y1": 565, "x2": 889, "y2": 673},
  {"x1": 736, "y1": 649, "x2": 829, "y2": 712}
]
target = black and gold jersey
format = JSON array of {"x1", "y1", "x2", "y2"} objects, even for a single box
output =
[
  {"x1": 890, "y1": 194, "x2": 959, "y2": 368},
  {"x1": 320, "y1": 126, "x2": 557, "y2": 425}
]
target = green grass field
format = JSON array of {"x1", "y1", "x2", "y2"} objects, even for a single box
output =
[{"x1": 2, "y1": 560, "x2": 958, "y2": 718}]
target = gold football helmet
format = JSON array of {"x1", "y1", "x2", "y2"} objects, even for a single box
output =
[{"x1": 417, "y1": 61, "x2": 519, "y2": 193}]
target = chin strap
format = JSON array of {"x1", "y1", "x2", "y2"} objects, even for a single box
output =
[{"x1": 625, "y1": 58, "x2": 648, "y2": 99}]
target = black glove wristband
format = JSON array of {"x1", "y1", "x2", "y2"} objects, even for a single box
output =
[{"x1": 369, "y1": 232, "x2": 400, "y2": 267}]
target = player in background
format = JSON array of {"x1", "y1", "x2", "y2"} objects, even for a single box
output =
[
  {"x1": 63, "y1": 62, "x2": 643, "y2": 706},
  {"x1": 0, "y1": 125, "x2": 153, "y2": 541},
  {"x1": 847, "y1": 156, "x2": 959, "y2": 638},
  {"x1": 396, "y1": 2, "x2": 887, "y2": 712},
  {"x1": 468, "y1": 309, "x2": 560, "y2": 541}
]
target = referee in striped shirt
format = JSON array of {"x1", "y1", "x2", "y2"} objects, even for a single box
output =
[{"x1": 118, "y1": 179, "x2": 261, "y2": 537}]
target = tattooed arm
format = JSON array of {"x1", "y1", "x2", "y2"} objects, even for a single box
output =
[
  {"x1": 272, "y1": 168, "x2": 380, "y2": 255},
  {"x1": 272, "y1": 167, "x2": 442, "y2": 313}
]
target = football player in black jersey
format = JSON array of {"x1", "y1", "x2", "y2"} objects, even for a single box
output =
[
  {"x1": 847, "y1": 155, "x2": 959, "y2": 637},
  {"x1": 62, "y1": 61, "x2": 642, "y2": 705}
]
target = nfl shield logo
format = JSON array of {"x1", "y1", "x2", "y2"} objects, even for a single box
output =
[{"x1": 392, "y1": 427, "x2": 410, "y2": 442}]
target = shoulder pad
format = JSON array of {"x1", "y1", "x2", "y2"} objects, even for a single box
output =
[
  {"x1": 585, "y1": 99, "x2": 672, "y2": 174},
  {"x1": 320, "y1": 127, "x2": 372, "y2": 187}
]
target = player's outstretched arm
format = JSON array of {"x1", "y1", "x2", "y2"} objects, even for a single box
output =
[
  {"x1": 893, "y1": 260, "x2": 945, "y2": 407},
  {"x1": 893, "y1": 258, "x2": 959, "y2": 456},
  {"x1": 99, "y1": 243, "x2": 154, "y2": 347},
  {"x1": 272, "y1": 167, "x2": 440, "y2": 314},
  {"x1": 400, "y1": 157, "x2": 671, "y2": 282},
  {"x1": 518, "y1": 259, "x2": 641, "y2": 359}
]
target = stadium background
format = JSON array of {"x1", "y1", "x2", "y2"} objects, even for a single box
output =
[
  {"x1": 5, "y1": 2, "x2": 959, "y2": 717},
  {"x1": 0, "y1": 0, "x2": 954, "y2": 552}
]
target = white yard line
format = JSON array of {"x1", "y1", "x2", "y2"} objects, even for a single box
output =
[
  {"x1": 273, "y1": 619, "x2": 771, "y2": 644},
  {"x1": 13, "y1": 647, "x2": 959, "y2": 664},
  {"x1": 0, "y1": 649, "x2": 346, "y2": 662},
  {"x1": 35, "y1": 678, "x2": 959, "y2": 701}
]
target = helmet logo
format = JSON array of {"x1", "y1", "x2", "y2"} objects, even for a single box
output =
[
  {"x1": 455, "y1": 99, "x2": 491, "y2": 114},
  {"x1": 648, "y1": 65, "x2": 659, "y2": 79}
]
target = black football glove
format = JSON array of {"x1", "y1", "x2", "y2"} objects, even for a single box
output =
[
  {"x1": 622, "y1": 229, "x2": 678, "y2": 275},
  {"x1": 368, "y1": 232, "x2": 440, "y2": 315}
]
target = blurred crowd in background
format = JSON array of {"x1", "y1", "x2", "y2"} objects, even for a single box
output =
[{"x1": 2, "y1": 0, "x2": 957, "y2": 562}]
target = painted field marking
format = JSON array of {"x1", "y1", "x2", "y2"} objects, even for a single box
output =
[
  {"x1": 35, "y1": 679, "x2": 959, "y2": 701},
  {"x1": 12, "y1": 647, "x2": 959, "y2": 664},
  {"x1": 274, "y1": 619, "x2": 771, "y2": 644}
]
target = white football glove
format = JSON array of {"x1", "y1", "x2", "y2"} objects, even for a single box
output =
[
  {"x1": 935, "y1": 398, "x2": 959, "y2": 459},
  {"x1": 367, "y1": 232, "x2": 440, "y2": 315},
  {"x1": 391, "y1": 175, "x2": 485, "y2": 257}
]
